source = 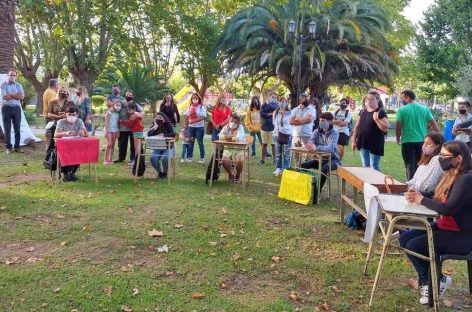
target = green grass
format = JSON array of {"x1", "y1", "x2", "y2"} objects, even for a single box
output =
[{"x1": 0, "y1": 136, "x2": 469, "y2": 311}]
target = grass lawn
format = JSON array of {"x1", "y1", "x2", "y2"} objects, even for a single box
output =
[{"x1": 0, "y1": 135, "x2": 470, "y2": 312}]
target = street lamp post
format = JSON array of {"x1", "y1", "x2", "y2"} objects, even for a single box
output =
[{"x1": 288, "y1": 20, "x2": 317, "y2": 106}]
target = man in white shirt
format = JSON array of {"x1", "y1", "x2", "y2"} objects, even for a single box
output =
[
  {"x1": 452, "y1": 100, "x2": 472, "y2": 149},
  {"x1": 219, "y1": 114, "x2": 246, "y2": 182},
  {"x1": 1, "y1": 69, "x2": 25, "y2": 153},
  {"x1": 289, "y1": 93, "x2": 316, "y2": 147},
  {"x1": 332, "y1": 98, "x2": 353, "y2": 160}
]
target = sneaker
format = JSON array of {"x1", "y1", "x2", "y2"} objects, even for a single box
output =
[
  {"x1": 258, "y1": 160, "x2": 265, "y2": 165},
  {"x1": 418, "y1": 276, "x2": 452, "y2": 305},
  {"x1": 5, "y1": 149, "x2": 12, "y2": 154},
  {"x1": 14, "y1": 147, "x2": 25, "y2": 153},
  {"x1": 128, "y1": 161, "x2": 135, "y2": 167},
  {"x1": 233, "y1": 174, "x2": 241, "y2": 183},
  {"x1": 187, "y1": 158, "x2": 193, "y2": 163},
  {"x1": 198, "y1": 158, "x2": 205, "y2": 164},
  {"x1": 180, "y1": 158, "x2": 186, "y2": 163},
  {"x1": 273, "y1": 168, "x2": 282, "y2": 177},
  {"x1": 266, "y1": 152, "x2": 272, "y2": 157},
  {"x1": 113, "y1": 159, "x2": 124, "y2": 163},
  {"x1": 251, "y1": 154, "x2": 256, "y2": 158}
]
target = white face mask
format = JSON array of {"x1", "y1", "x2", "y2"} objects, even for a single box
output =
[
  {"x1": 67, "y1": 116, "x2": 78, "y2": 123},
  {"x1": 229, "y1": 122, "x2": 237, "y2": 130},
  {"x1": 114, "y1": 104, "x2": 121, "y2": 112}
]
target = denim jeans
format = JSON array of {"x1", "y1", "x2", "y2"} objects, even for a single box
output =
[
  {"x1": 250, "y1": 131, "x2": 262, "y2": 156},
  {"x1": 211, "y1": 127, "x2": 220, "y2": 142},
  {"x1": 274, "y1": 135, "x2": 291, "y2": 169},
  {"x1": 399, "y1": 223, "x2": 472, "y2": 286},
  {"x1": 188, "y1": 126, "x2": 205, "y2": 159},
  {"x1": 150, "y1": 148, "x2": 174, "y2": 173},
  {"x1": 1, "y1": 105, "x2": 21, "y2": 149},
  {"x1": 181, "y1": 143, "x2": 190, "y2": 160},
  {"x1": 359, "y1": 148, "x2": 381, "y2": 171}
]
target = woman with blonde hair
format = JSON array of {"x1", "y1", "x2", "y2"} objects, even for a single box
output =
[
  {"x1": 245, "y1": 96, "x2": 262, "y2": 157},
  {"x1": 210, "y1": 93, "x2": 232, "y2": 142},
  {"x1": 74, "y1": 86, "x2": 92, "y2": 131}
]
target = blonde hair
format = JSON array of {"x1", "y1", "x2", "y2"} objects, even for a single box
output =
[{"x1": 77, "y1": 86, "x2": 89, "y2": 102}]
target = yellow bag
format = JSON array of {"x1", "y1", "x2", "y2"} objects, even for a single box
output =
[{"x1": 278, "y1": 169, "x2": 314, "y2": 205}]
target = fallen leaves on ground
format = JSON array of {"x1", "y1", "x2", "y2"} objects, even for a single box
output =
[
  {"x1": 174, "y1": 224, "x2": 183, "y2": 229},
  {"x1": 192, "y1": 293, "x2": 205, "y2": 299},
  {"x1": 147, "y1": 229, "x2": 164, "y2": 237},
  {"x1": 6, "y1": 256, "x2": 20, "y2": 265},
  {"x1": 221, "y1": 208, "x2": 228, "y2": 215},
  {"x1": 443, "y1": 299, "x2": 453, "y2": 307},
  {"x1": 25, "y1": 247, "x2": 35, "y2": 252},
  {"x1": 60, "y1": 241, "x2": 68, "y2": 246},
  {"x1": 26, "y1": 257, "x2": 43, "y2": 263},
  {"x1": 157, "y1": 245, "x2": 170, "y2": 253},
  {"x1": 132, "y1": 288, "x2": 139, "y2": 296},
  {"x1": 121, "y1": 305, "x2": 133, "y2": 312},
  {"x1": 53, "y1": 288, "x2": 61, "y2": 293},
  {"x1": 320, "y1": 302, "x2": 330, "y2": 311},
  {"x1": 406, "y1": 278, "x2": 418, "y2": 290},
  {"x1": 232, "y1": 253, "x2": 241, "y2": 261},
  {"x1": 208, "y1": 241, "x2": 218, "y2": 247},
  {"x1": 104, "y1": 286, "x2": 113, "y2": 297},
  {"x1": 288, "y1": 291, "x2": 298, "y2": 301}
]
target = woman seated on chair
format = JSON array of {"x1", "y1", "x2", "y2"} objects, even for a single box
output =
[
  {"x1": 54, "y1": 105, "x2": 88, "y2": 182},
  {"x1": 219, "y1": 114, "x2": 246, "y2": 182},
  {"x1": 405, "y1": 132, "x2": 445, "y2": 198},
  {"x1": 147, "y1": 113, "x2": 175, "y2": 179},
  {"x1": 400, "y1": 140, "x2": 472, "y2": 305}
]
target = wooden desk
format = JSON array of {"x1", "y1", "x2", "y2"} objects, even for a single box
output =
[
  {"x1": 289, "y1": 147, "x2": 332, "y2": 205},
  {"x1": 136, "y1": 137, "x2": 176, "y2": 184},
  {"x1": 209, "y1": 140, "x2": 251, "y2": 189},
  {"x1": 369, "y1": 194, "x2": 440, "y2": 311},
  {"x1": 55, "y1": 137, "x2": 99, "y2": 183},
  {"x1": 337, "y1": 166, "x2": 406, "y2": 221}
]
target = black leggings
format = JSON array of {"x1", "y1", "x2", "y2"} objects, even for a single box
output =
[{"x1": 118, "y1": 131, "x2": 135, "y2": 161}]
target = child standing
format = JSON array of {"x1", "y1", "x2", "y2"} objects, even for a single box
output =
[
  {"x1": 120, "y1": 102, "x2": 144, "y2": 166},
  {"x1": 181, "y1": 116, "x2": 191, "y2": 163},
  {"x1": 104, "y1": 102, "x2": 121, "y2": 164}
]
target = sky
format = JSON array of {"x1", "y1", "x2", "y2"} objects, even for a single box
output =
[{"x1": 401, "y1": 0, "x2": 436, "y2": 25}]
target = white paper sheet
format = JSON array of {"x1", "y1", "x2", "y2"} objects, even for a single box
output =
[{"x1": 362, "y1": 183, "x2": 380, "y2": 243}]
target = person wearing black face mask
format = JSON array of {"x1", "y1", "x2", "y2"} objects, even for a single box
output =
[
  {"x1": 452, "y1": 100, "x2": 472, "y2": 150},
  {"x1": 400, "y1": 140, "x2": 472, "y2": 305},
  {"x1": 148, "y1": 113, "x2": 176, "y2": 179},
  {"x1": 289, "y1": 92, "x2": 316, "y2": 148},
  {"x1": 332, "y1": 98, "x2": 353, "y2": 160},
  {"x1": 300, "y1": 112, "x2": 340, "y2": 192}
]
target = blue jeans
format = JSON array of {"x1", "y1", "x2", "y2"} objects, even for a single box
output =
[
  {"x1": 181, "y1": 143, "x2": 190, "y2": 160},
  {"x1": 274, "y1": 135, "x2": 291, "y2": 169},
  {"x1": 188, "y1": 126, "x2": 205, "y2": 159},
  {"x1": 250, "y1": 131, "x2": 262, "y2": 156},
  {"x1": 150, "y1": 148, "x2": 174, "y2": 173},
  {"x1": 211, "y1": 127, "x2": 220, "y2": 142},
  {"x1": 360, "y1": 148, "x2": 381, "y2": 171}
]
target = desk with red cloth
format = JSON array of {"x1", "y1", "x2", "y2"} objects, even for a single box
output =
[{"x1": 55, "y1": 137, "x2": 100, "y2": 182}]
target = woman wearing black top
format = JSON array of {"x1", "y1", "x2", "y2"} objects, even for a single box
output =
[
  {"x1": 147, "y1": 113, "x2": 176, "y2": 179},
  {"x1": 159, "y1": 93, "x2": 180, "y2": 126},
  {"x1": 400, "y1": 140, "x2": 472, "y2": 305},
  {"x1": 351, "y1": 91, "x2": 389, "y2": 170}
]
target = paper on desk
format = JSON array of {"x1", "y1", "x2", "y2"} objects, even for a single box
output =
[{"x1": 362, "y1": 183, "x2": 380, "y2": 243}]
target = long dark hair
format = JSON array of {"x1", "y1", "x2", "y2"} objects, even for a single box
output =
[
  {"x1": 190, "y1": 93, "x2": 203, "y2": 105},
  {"x1": 162, "y1": 92, "x2": 175, "y2": 105},
  {"x1": 151, "y1": 112, "x2": 171, "y2": 127},
  {"x1": 434, "y1": 140, "x2": 472, "y2": 200},
  {"x1": 249, "y1": 96, "x2": 260, "y2": 111},
  {"x1": 418, "y1": 132, "x2": 445, "y2": 165}
]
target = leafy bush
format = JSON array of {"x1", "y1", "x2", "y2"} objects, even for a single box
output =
[
  {"x1": 92, "y1": 95, "x2": 106, "y2": 108},
  {"x1": 24, "y1": 110, "x2": 36, "y2": 124}
]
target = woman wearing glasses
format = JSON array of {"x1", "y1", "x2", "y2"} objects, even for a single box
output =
[{"x1": 400, "y1": 140, "x2": 472, "y2": 305}]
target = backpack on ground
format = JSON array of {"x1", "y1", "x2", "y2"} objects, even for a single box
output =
[
  {"x1": 205, "y1": 149, "x2": 223, "y2": 184},
  {"x1": 43, "y1": 148, "x2": 57, "y2": 172},
  {"x1": 132, "y1": 147, "x2": 146, "y2": 177}
]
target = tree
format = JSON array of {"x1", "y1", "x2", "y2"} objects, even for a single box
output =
[
  {"x1": 0, "y1": 0, "x2": 18, "y2": 73},
  {"x1": 217, "y1": 0, "x2": 397, "y2": 107},
  {"x1": 14, "y1": 0, "x2": 65, "y2": 114}
]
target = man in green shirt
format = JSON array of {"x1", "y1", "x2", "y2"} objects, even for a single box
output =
[{"x1": 396, "y1": 90, "x2": 439, "y2": 180}]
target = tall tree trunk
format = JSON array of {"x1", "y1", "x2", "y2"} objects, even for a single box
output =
[
  {"x1": 70, "y1": 69, "x2": 97, "y2": 94},
  {"x1": 0, "y1": 0, "x2": 17, "y2": 73}
]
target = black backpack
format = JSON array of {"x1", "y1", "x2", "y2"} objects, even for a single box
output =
[
  {"x1": 43, "y1": 148, "x2": 57, "y2": 172},
  {"x1": 132, "y1": 147, "x2": 146, "y2": 177},
  {"x1": 205, "y1": 151, "x2": 222, "y2": 184}
]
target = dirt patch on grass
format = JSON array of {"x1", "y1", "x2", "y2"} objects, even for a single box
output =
[
  {"x1": 0, "y1": 241, "x2": 60, "y2": 264},
  {"x1": 0, "y1": 173, "x2": 46, "y2": 187},
  {"x1": 222, "y1": 272, "x2": 286, "y2": 296}
]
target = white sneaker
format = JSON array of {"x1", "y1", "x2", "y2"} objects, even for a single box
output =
[
  {"x1": 418, "y1": 276, "x2": 452, "y2": 305},
  {"x1": 186, "y1": 158, "x2": 193, "y2": 163},
  {"x1": 273, "y1": 168, "x2": 282, "y2": 177},
  {"x1": 198, "y1": 158, "x2": 205, "y2": 164},
  {"x1": 180, "y1": 158, "x2": 185, "y2": 163}
]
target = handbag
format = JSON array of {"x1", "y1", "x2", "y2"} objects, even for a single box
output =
[
  {"x1": 43, "y1": 148, "x2": 57, "y2": 171},
  {"x1": 276, "y1": 110, "x2": 289, "y2": 145}
]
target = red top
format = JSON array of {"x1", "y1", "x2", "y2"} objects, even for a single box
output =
[
  {"x1": 436, "y1": 194, "x2": 460, "y2": 231},
  {"x1": 120, "y1": 115, "x2": 144, "y2": 132},
  {"x1": 212, "y1": 105, "x2": 232, "y2": 126}
]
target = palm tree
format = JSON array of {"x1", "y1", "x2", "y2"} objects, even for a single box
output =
[
  {"x1": 0, "y1": 0, "x2": 18, "y2": 73},
  {"x1": 216, "y1": 0, "x2": 397, "y2": 106}
]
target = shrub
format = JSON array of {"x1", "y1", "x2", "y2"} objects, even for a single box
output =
[
  {"x1": 24, "y1": 110, "x2": 36, "y2": 124},
  {"x1": 92, "y1": 95, "x2": 106, "y2": 108}
]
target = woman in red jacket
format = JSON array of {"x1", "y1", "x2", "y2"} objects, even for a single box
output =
[{"x1": 400, "y1": 140, "x2": 472, "y2": 305}]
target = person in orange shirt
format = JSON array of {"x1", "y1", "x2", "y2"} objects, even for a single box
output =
[{"x1": 42, "y1": 78, "x2": 59, "y2": 120}]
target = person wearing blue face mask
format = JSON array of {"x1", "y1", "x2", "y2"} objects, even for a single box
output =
[{"x1": 300, "y1": 112, "x2": 340, "y2": 191}]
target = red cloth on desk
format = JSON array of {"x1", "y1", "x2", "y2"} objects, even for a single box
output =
[{"x1": 56, "y1": 137, "x2": 100, "y2": 166}]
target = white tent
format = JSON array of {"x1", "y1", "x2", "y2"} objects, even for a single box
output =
[{"x1": 0, "y1": 74, "x2": 42, "y2": 146}]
